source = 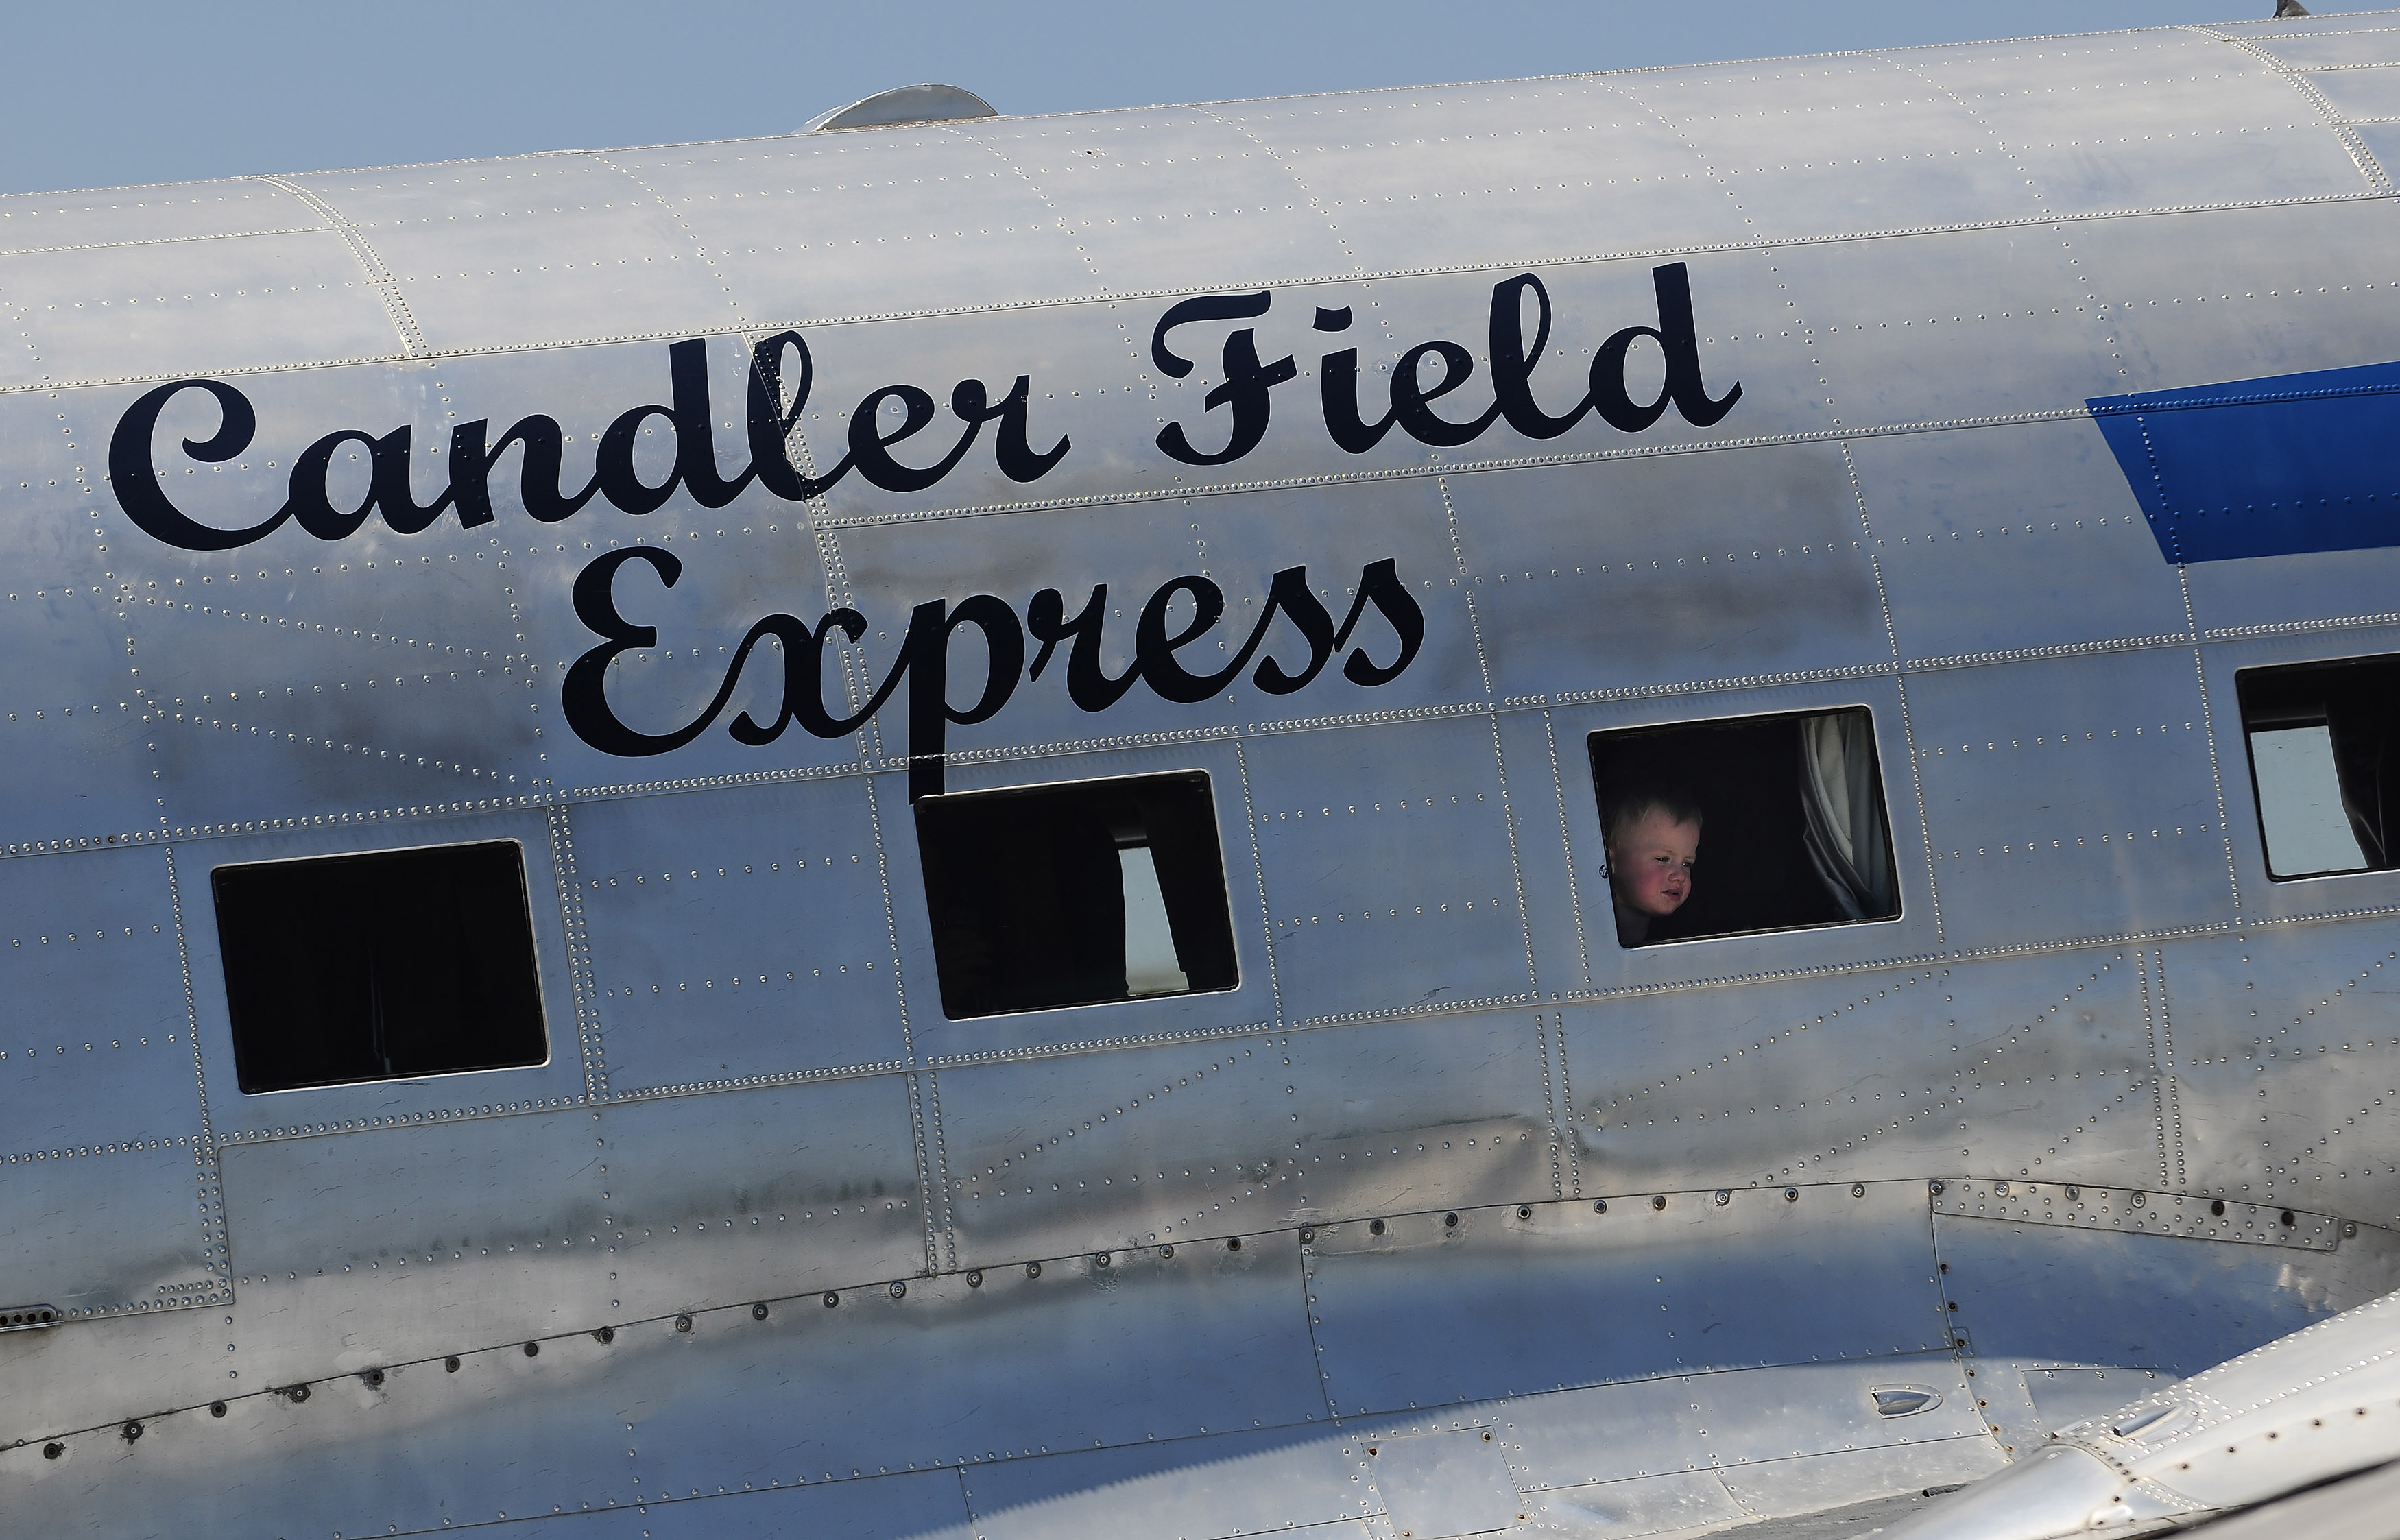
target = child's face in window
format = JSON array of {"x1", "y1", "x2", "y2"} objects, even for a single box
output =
[{"x1": 1611, "y1": 808, "x2": 1698, "y2": 917}]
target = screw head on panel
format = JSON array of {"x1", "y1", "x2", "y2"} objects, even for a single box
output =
[
  {"x1": 1448, "y1": 1212, "x2": 1463, "y2": 1226},
  {"x1": 1651, "y1": 1195, "x2": 1667, "y2": 1211},
  {"x1": 891, "y1": 1280, "x2": 909, "y2": 1297},
  {"x1": 1714, "y1": 1190, "x2": 1731, "y2": 1207},
  {"x1": 208, "y1": 1402, "x2": 226, "y2": 1418},
  {"x1": 2344, "y1": 1221, "x2": 2360, "y2": 1238},
  {"x1": 1299, "y1": 1227, "x2": 1316, "y2": 1245},
  {"x1": 524, "y1": 1340, "x2": 540, "y2": 1356},
  {"x1": 1089, "y1": 1255, "x2": 1107, "y2": 1271},
  {"x1": 1857, "y1": 1183, "x2": 1871, "y2": 1198},
  {"x1": 1160, "y1": 1244, "x2": 1175, "y2": 1259},
  {"x1": 674, "y1": 1316, "x2": 692, "y2": 1334},
  {"x1": 2132, "y1": 1192, "x2": 2146, "y2": 1209},
  {"x1": 594, "y1": 1327, "x2": 614, "y2": 1345},
  {"x1": 824, "y1": 1290, "x2": 841, "y2": 1307},
  {"x1": 121, "y1": 1421, "x2": 142, "y2": 1442},
  {"x1": 444, "y1": 1356, "x2": 460, "y2": 1373},
  {"x1": 1225, "y1": 1238, "x2": 1241, "y2": 1253},
  {"x1": 42, "y1": 1443, "x2": 61, "y2": 1460},
  {"x1": 967, "y1": 1270, "x2": 983, "y2": 1288},
  {"x1": 1785, "y1": 1188, "x2": 1799, "y2": 1203},
  {"x1": 362, "y1": 1369, "x2": 384, "y2": 1389},
  {"x1": 1517, "y1": 1205, "x2": 1532, "y2": 1220},
  {"x1": 1026, "y1": 1262, "x2": 1042, "y2": 1279},
  {"x1": 1369, "y1": 1219, "x2": 1385, "y2": 1236},
  {"x1": 752, "y1": 1303, "x2": 769, "y2": 1320}
]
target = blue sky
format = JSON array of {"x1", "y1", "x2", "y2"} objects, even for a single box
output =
[{"x1": 3, "y1": 2, "x2": 2375, "y2": 194}]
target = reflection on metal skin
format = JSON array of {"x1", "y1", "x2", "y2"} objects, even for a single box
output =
[{"x1": 5, "y1": 8, "x2": 2400, "y2": 1538}]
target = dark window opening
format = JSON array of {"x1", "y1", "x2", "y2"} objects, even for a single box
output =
[
  {"x1": 1589, "y1": 708, "x2": 1899, "y2": 948},
  {"x1": 916, "y1": 771, "x2": 1239, "y2": 1019},
  {"x1": 2237, "y1": 653, "x2": 2400, "y2": 880},
  {"x1": 212, "y1": 841, "x2": 548, "y2": 1094}
]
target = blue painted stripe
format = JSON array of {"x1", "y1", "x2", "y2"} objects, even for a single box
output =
[{"x1": 2087, "y1": 360, "x2": 2400, "y2": 564}]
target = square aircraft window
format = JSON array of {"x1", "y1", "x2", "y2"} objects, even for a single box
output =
[
  {"x1": 1589, "y1": 707, "x2": 1899, "y2": 948},
  {"x1": 915, "y1": 770, "x2": 1239, "y2": 1020},
  {"x1": 2236, "y1": 653, "x2": 2400, "y2": 880},
  {"x1": 212, "y1": 841, "x2": 549, "y2": 1094}
]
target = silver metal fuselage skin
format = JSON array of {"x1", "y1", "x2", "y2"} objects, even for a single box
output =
[{"x1": 8, "y1": 14, "x2": 2400, "y2": 1539}]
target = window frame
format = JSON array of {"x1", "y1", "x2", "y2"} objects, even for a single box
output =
[
  {"x1": 1586, "y1": 703, "x2": 1903, "y2": 950},
  {"x1": 210, "y1": 837, "x2": 553, "y2": 1095},
  {"x1": 913, "y1": 767, "x2": 1243, "y2": 1021},
  {"x1": 2234, "y1": 652, "x2": 2400, "y2": 884}
]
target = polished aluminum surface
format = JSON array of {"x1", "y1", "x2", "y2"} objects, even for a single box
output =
[{"x1": 6, "y1": 10, "x2": 2400, "y2": 1539}]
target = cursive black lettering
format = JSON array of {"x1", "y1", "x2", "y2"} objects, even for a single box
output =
[
  {"x1": 850, "y1": 385, "x2": 979, "y2": 494},
  {"x1": 1314, "y1": 306, "x2": 1397, "y2": 455},
  {"x1": 1391, "y1": 340, "x2": 1499, "y2": 448},
  {"x1": 1592, "y1": 261, "x2": 1742, "y2": 433},
  {"x1": 1027, "y1": 584, "x2": 1142, "y2": 712},
  {"x1": 1330, "y1": 557, "x2": 1425, "y2": 686},
  {"x1": 1487, "y1": 273, "x2": 1589, "y2": 440},
  {"x1": 107, "y1": 379, "x2": 292, "y2": 551},
  {"x1": 1151, "y1": 291, "x2": 1297, "y2": 466},
  {"x1": 450, "y1": 416, "x2": 602, "y2": 528}
]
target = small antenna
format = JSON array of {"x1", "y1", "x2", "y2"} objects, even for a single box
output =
[{"x1": 2275, "y1": 0, "x2": 2310, "y2": 16}]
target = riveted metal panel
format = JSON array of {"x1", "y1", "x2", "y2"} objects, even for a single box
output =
[
  {"x1": 1247, "y1": 717, "x2": 1531, "y2": 1024},
  {"x1": 619, "y1": 1240, "x2": 1325, "y2": 1497},
  {"x1": 507, "y1": 1472, "x2": 979, "y2": 1540},
  {"x1": 2074, "y1": 201, "x2": 2400, "y2": 396},
  {"x1": 573, "y1": 780, "x2": 909, "y2": 1091},
  {"x1": 0, "y1": 409, "x2": 177, "y2": 836},
  {"x1": 1231, "y1": 82, "x2": 1755, "y2": 274},
  {"x1": 1447, "y1": 444, "x2": 1891, "y2": 700},
  {"x1": 1304, "y1": 1184, "x2": 1952, "y2": 1418},
  {"x1": 595, "y1": 1076, "x2": 926, "y2": 1318},
  {"x1": 1566, "y1": 949, "x2": 2170, "y2": 1194},
  {"x1": 959, "y1": 1425, "x2": 1371, "y2": 1540},
  {"x1": 1520, "y1": 1469, "x2": 1751, "y2": 1536},
  {"x1": 215, "y1": 1111, "x2": 614, "y2": 1384},
  {"x1": 0, "y1": 1306, "x2": 239, "y2": 1449},
  {"x1": 0, "y1": 1144, "x2": 218, "y2": 1322},
  {"x1": 1905, "y1": 648, "x2": 2231, "y2": 948},
  {"x1": 2186, "y1": 549, "x2": 2400, "y2": 649},
  {"x1": 0, "y1": 232, "x2": 402, "y2": 389},
  {"x1": 2017, "y1": 1363, "x2": 2179, "y2": 1436},
  {"x1": 2154, "y1": 928, "x2": 2400, "y2": 1218},
  {"x1": 2299, "y1": 62, "x2": 2400, "y2": 119},
  {"x1": 884, "y1": 112, "x2": 1350, "y2": 298},
  {"x1": 1620, "y1": 58, "x2": 2037, "y2": 238},
  {"x1": 1495, "y1": 712, "x2": 1587, "y2": 1000},
  {"x1": 0, "y1": 1326, "x2": 637, "y2": 1539},
  {"x1": 1930, "y1": 1210, "x2": 2394, "y2": 1375},
  {"x1": 935, "y1": 1018, "x2": 1552, "y2": 1263},
  {"x1": 0, "y1": 179, "x2": 317, "y2": 252},
  {"x1": 2252, "y1": 29, "x2": 2400, "y2": 69},
  {"x1": 1910, "y1": 32, "x2": 2368, "y2": 213},
  {"x1": 604, "y1": 131, "x2": 1099, "y2": 325},
  {"x1": 0, "y1": 846, "x2": 195, "y2": 1148},
  {"x1": 1713, "y1": 1439, "x2": 2004, "y2": 1526},
  {"x1": 1849, "y1": 419, "x2": 2194, "y2": 664},
  {"x1": 1773, "y1": 224, "x2": 2117, "y2": 431},
  {"x1": 283, "y1": 156, "x2": 739, "y2": 353}
]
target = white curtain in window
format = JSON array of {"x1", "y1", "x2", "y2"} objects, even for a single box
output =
[{"x1": 1799, "y1": 712, "x2": 1892, "y2": 921}]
